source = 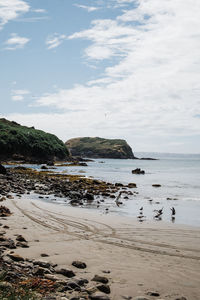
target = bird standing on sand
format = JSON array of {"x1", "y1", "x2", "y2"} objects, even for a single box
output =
[{"x1": 171, "y1": 207, "x2": 176, "y2": 215}]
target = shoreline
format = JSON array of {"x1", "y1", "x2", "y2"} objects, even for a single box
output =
[{"x1": 1, "y1": 195, "x2": 200, "y2": 299}]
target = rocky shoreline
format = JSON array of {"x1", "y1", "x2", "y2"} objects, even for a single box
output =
[{"x1": 0, "y1": 165, "x2": 136, "y2": 300}]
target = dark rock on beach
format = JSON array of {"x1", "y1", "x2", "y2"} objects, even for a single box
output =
[
  {"x1": 92, "y1": 275, "x2": 109, "y2": 284},
  {"x1": 56, "y1": 268, "x2": 76, "y2": 278},
  {"x1": 72, "y1": 260, "x2": 87, "y2": 269}
]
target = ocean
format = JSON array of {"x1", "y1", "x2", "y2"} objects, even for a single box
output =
[{"x1": 7, "y1": 152, "x2": 200, "y2": 227}]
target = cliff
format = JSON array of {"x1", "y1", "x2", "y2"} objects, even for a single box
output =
[
  {"x1": 65, "y1": 137, "x2": 135, "y2": 159},
  {"x1": 0, "y1": 118, "x2": 69, "y2": 162}
]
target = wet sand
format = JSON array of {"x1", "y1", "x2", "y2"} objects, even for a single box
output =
[{"x1": 2, "y1": 196, "x2": 200, "y2": 300}]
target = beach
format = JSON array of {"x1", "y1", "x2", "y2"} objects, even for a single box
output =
[{"x1": 2, "y1": 196, "x2": 200, "y2": 300}]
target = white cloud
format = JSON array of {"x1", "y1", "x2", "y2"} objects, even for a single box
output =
[
  {"x1": 11, "y1": 89, "x2": 30, "y2": 101},
  {"x1": 4, "y1": 33, "x2": 30, "y2": 50},
  {"x1": 0, "y1": 0, "x2": 30, "y2": 29},
  {"x1": 46, "y1": 33, "x2": 67, "y2": 50},
  {"x1": 75, "y1": 4, "x2": 100, "y2": 12}
]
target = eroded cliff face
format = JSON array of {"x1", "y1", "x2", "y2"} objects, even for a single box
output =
[
  {"x1": 0, "y1": 118, "x2": 69, "y2": 162},
  {"x1": 65, "y1": 137, "x2": 135, "y2": 159}
]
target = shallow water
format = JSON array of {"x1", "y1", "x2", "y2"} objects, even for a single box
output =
[{"x1": 6, "y1": 152, "x2": 200, "y2": 227}]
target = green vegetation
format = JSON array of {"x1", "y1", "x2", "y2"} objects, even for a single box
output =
[
  {"x1": 0, "y1": 118, "x2": 69, "y2": 161},
  {"x1": 66, "y1": 137, "x2": 135, "y2": 159}
]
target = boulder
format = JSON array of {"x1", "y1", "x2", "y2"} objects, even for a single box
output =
[
  {"x1": 132, "y1": 168, "x2": 145, "y2": 175},
  {"x1": 0, "y1": 164, "x2": 6, "y2": 175}
]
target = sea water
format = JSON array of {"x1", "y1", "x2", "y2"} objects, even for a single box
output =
[
  {"x1": 7, "y1": 153, "x2": 200, "y2": 227},
  {"x1": 50, "y1": 152, "x2": 200, "y2": 227}
]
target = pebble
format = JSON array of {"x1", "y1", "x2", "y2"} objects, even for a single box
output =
[
  {"x1": 92, "y1": 275, "x2": 109, "y2": 284},
  {"x1": 96, "y1": 284, "x2": 110, "y2": 294},
  {"x1": 90, "y1": 292, "x2": 110, "y2": 300},
  {"x1": 72, "y1": 261, "x2": 87, "y2": 269},
  {"x1": 56, "y1": 268, "x2": 76, "y2": 278},
  {"x1": 147, "y1": 291, "x2": 160, "y2": 297}
]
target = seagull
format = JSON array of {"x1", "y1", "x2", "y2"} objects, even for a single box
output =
[
  {"x1": 170, "y1": 207, "x2": 176, "y2": 215},
  {"x1": 115, "y1": 191, "x2": 123, "y2": 206},
  {"x1": 154, "y1": 207, "x2": 163, "y2": 214}
]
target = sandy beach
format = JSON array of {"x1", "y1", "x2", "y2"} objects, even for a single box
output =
[{"x1": 2, "y1": 196, "x2": 200, "y2": 300}]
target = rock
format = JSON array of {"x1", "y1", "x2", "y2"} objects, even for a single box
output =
[
  {"x1": 41, "y1": 165, "x2": 48, "y2": 170},
  {"x1": 85, "y1": 193, "x2": 94, "y2": 201},
  {"x1": 66, "y1": 280, "x2": 81, "y2": 290},
  {"x1": 152, "y1": 184, "x2": 161, "y2": 188},
  {"x1": 0, "y1": 205, "x2": 12, "y2": 217},
  {"x1": 132, "y1": 168, "x2": 145, "y2": 175},
  {"x1": 79, "y1": 162, "x2": 88, "y2": 166},
  {"x1": 33, "y1": 260, "x2": 51, "y2": 269},
  {"x1": 0, "y1": 281, "x2": 13, "y2": 290},
  {"x1": 0, "y1": 164, "x2": 6, "y2": 175},
  {"x1": 139, "y1": 158, "x2": 158, "y2": 160},
  {"x1": 128, "y1": 183, "x2": 137, "y2": 188},
  {"x1": 96, "y1": 284, "x2": 110, "y2": 294},
  {"x1": 0, "y1": 197, "x2": 6, "y2": 202},
  {"x1": 56, "y1": 268, "x2": 76, "y2": 278},
  {"x1": 8, "y1": 253, "x2": 24, "y2": 262},
  {"x1": 16, "y1": 241, "x2": 29, "y2": 248},
  {"x1": 44, "y1": 274, "x2": 60, "y2": 281},
  {"x1": 72, "y1": 261, "x2": 87, "y2": 269},
  {"x1": 92, "y1": 275, "x2": 109, "y2": 284},
  {"x1": 134, "y1": 298, "x2": 149, "y2": 300},
  {"x1": 76, "y1": 278, "x2": 89, "y2": 286},
  {"x1": 147, "y1": 291, "x2": 160, "y2": 297},
  {"x1": 16, "y1": 234, "x2": 27, "y2": 242},
  {"x1": 86, "y1": 286, "x2": 98, "y2": 295},
  {"x1": 32, "y1": 266, "x2": 50, "y2": 276},
  {"x1": 89, "y1": 292, "x2": 110, "y2": 300},
  {"x1": 175, "y1": 298, "x2": 187, "y2": 300},
  {"x1": 115, "y1": 183, "x2": 124, "y2": 187},
  {"x1": 41, "y1": 253, "x2": 49, "y2": 257},
  {"x1": 0, "y1": 238, "x2": 16, "y2": 249}
]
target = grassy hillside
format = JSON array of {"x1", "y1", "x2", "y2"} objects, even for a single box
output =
[
  {"x1": 0, "y1": 118, "x2": 69, "y2": 161},
  {"x1": 66, "y1": 137, "x2": 135, "y2": 159}
]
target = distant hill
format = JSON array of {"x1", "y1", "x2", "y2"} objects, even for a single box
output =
[
  {"x1": 0, "y1": 118, "x2": 69, "y2": 162},
  {"x1": 65, "y1": 137, "x2": 135, "y2": 159}
]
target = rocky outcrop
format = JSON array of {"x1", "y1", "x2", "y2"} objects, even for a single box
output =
[
  {"x1": 65, "y1": 137, "x2": 136, "y2": 159},
  {"x1": 0, "y1": 118, "x2": 69, "y2": 162}
]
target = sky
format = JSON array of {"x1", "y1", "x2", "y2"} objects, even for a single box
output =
[{"x1": 0, "y1": 0, "x2": 200, "y2": 154}]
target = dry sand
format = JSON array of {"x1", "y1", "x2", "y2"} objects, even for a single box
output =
[{"x1": 2, "y1": 196, "x2": 200, "y2": 300}]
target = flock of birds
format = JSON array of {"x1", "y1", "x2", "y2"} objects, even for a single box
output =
[
  {"x1": 137, "y1": 206, "x2": 176, "y2": 222},
  {"x1": 115, "y1": 191, "x2": 176, "y2": 222}
]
